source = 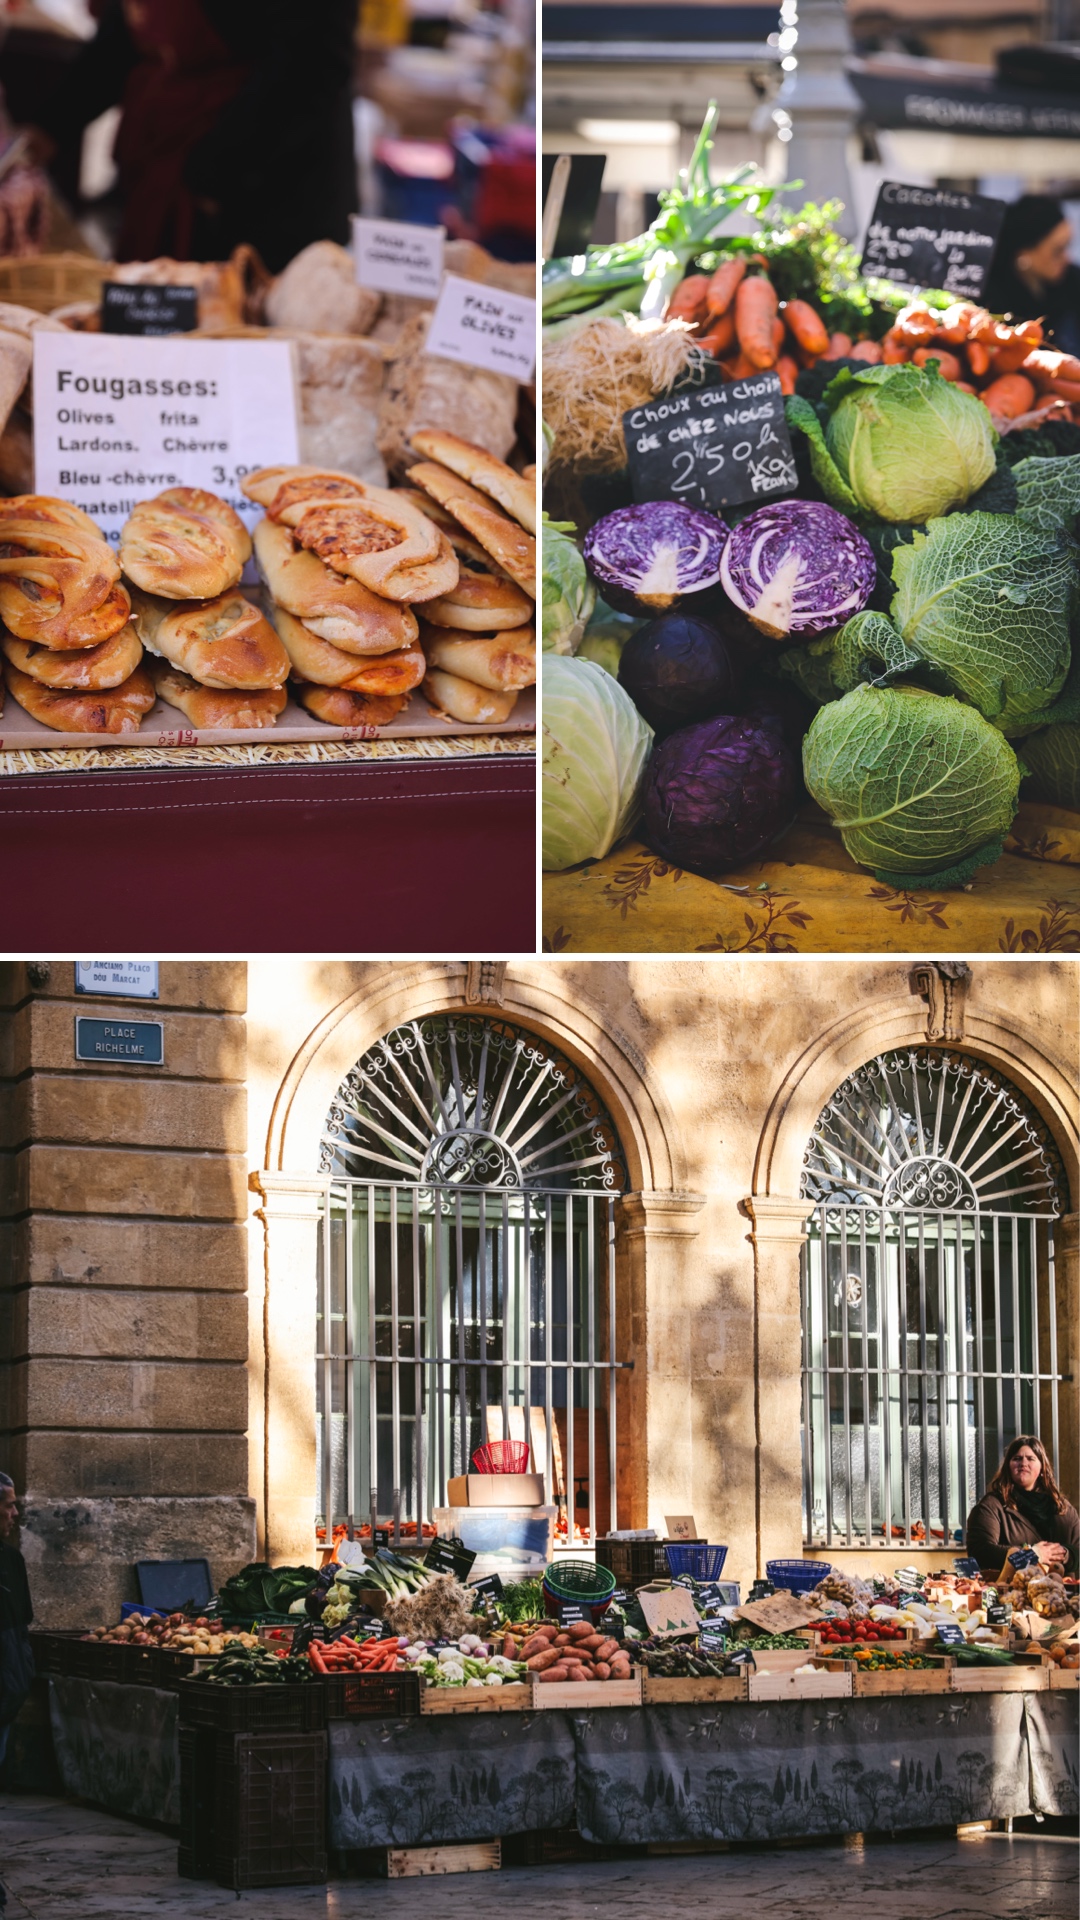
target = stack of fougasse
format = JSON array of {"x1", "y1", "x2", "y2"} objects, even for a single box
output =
[
  {"x1": 0, "y1": 494, "x2": 156, "y2": 733},
  {"x1": 122, "y1": 488, "x2": 289, "y2": 730},
  {"x1": 243, "y1": 430, "x2": 535, "y2": 728}
]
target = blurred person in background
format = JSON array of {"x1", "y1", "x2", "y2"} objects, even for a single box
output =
[
  {"x1": 0, "y1": 1472, "x2": 33, "y2": 1770},
  {"x1": 27, "y1": 0, "x2": 357, "y2": 269},
  {"x1": 983, "y1": 193, "x2": 1080, "y2": 356}
]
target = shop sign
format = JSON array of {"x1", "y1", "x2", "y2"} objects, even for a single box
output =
[
  {"x1": 101, "y1": 284, "x2": 198, "y2": 336},
  {"x1": 425, "y1": 273, "x2": 536, "y2": 383},
  {"x1": 32, "y1": 332, "x2": 300, "y2": 544},
  {"x1": 623, "y1": 371, "x2": 797, "y2": 515},
  {"x1": 75, "y1": 961, "x2": 159, "y2": 999},
  {"x1": 860, "y1": 181, "x2": 1006, "y2": 300},
  {"x1": 75, "y1": 1016, "x2": 163, "y2": 1064},
  {"x1": 353, "y1": 215, "x2": 445, "y2": 298}
]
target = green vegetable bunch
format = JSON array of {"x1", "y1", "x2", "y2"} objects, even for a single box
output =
[{"x1": 217, "y1": 1562, "x2": 319, "y2": 1619}]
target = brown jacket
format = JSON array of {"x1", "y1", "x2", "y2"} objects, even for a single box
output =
[{"x1": 966, "y1": 1490, "x2": 1080, "y2": 1574}]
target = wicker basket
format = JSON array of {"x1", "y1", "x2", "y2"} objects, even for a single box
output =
[{"x1": 0, "y1": 252, "x2": 107, "y2": 314}]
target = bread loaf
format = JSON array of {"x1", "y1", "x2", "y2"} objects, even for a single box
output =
[
  {"x1": 420, "y1": 624, "x2": 535, "y2": 690},
  {"x1": 292, "y1": 332, "x2": 386, "y2": 486},
  {"x1": 271, "y1": 604, "x2": 425, "y2": 694},
  {"x1": 265, "y1": 241, "x2": 382, "y2": 336},
  {"x1": 423, "y1": 667, "x2": 518, "y2": 724},
  {"x1": 4, "y1": 659, "x2": 155, "y2": 732},
  {"x1": 0, "y1": 522, "x2": 125, "y2": 646},
  {"x1": 254, "y1": 518, "x2": 417, "y2": 654},
  {"x1": 150, "y1": 658, "x2": 287, "y2": 729},
  {"x1": 421, "y1": 564, "x2": 533, "y2": 632},
  {"x1": 408, "y1": 461, "x2": 535, "y2": 598},
  {"x1": 291, "y1": 495, "x2": 458, "y2": 603},
  {"x1": 1, "y1": 494, "x2": 105, "y2": 540},
  {"x1": 242, "y1": 465, "x2": 367, "y2": 516},
  {"x1": 410, "y1": 429, "x2": 535, "y2": 534},
  {"x1": 377, "y1": 311, "x2": 518, "y2": 479},
  {"x1": 391, "y1": 487, "x2": 503, "y2": 571},
  {"x1": 293, "y1": 679, "x2": 409, "y2": 728},
  {"x1": 119, "y1": 488, "x2": 251, "y2": 599},
  {"x1": 2, "y1": 621, "x2": 142, "y2": 690},
  {"x1": 129, "y1": 588, "x2": 289, "y2": 689}
]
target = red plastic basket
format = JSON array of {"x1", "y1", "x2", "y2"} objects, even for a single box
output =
[{"x1": 471, "y1": 1440, "x2": 530, "y2": 1473}]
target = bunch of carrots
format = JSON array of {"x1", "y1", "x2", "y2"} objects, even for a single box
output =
[
  {"x1": 307, "y1": 1635, "x2": 402, "y2": 1674},
  {"x1": 666, "y1": 258, "x2": 1080, "y2": 430}
]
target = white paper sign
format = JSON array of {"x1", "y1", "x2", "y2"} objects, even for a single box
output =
[
  {"x1": 425, "y1": 273, "x2": 536, "y2": 382},
  {"x1": 75, "y1": 961, "x2": 159, "y2": 999},
  {"x1": 32, "y1": 333, "x2": 300, "y2": 543},
  {"x1": 353, "y1": 215, "x2": 445, "y2": 298}
]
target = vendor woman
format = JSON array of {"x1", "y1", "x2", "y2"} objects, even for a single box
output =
[{"x1": 966, "y1": 1435, "x2": 1079, "y2": 1574}]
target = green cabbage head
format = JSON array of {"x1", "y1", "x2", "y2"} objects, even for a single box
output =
[
  {"x1": 787, "y1": 362, "x2": 996, "y2": 523},
  {"x1": 542, "y1": 655, "x2": 653, "y2": 869},
  {"x1": 542, "y1": 515, "x2": 595, "y2": 654},
  {"x1": 803, "y1": 682, "x2": 1021, "y2": 885},
  {"x1": 1021, "y1": 723, "x2": 1080, "y2": 810}
]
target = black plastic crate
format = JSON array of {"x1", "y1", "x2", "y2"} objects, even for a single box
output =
[
  {"x1": 178, "y1": 1726, "x2": 219, "y2": 1877},
  {"x1": 27, "y1": 1630, "x2": 84, "y2": 1677},
  {"x1": 322, "y1": 1670, "x2": 419, "y2": 1720},
  {"x1": 64, "y1": 1638, "x2": 163, "y2": 1687},
  {"x1": 177, "y1": 1679, "x2": 326, "y2": 1732},
  {"x1": 213, "y1": 1732, "x2": 328, "y2": 1889},
  {"x1": 595, "y1": 1539, "x2": 701, "y2": 1592}
]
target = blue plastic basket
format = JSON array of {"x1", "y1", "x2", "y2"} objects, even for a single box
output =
[
  {"x1": 664, "y1": 1544, "x2": 729, "y2": 1581},
  {"x1": 766, "y1": 1559, "x2": 831, "y2": 1594}
]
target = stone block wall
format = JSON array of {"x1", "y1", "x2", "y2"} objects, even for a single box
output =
[{"x1": 0, "y1": 962, "x2": 255, "y2": 1627}]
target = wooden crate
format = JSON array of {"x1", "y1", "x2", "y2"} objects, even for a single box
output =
[
  {"x1": 531, "y1": 1674, "x2": 642, "y2": 1711},
  {"x1": 386, "y1": 1842, "x2": 500, "y2": 1877},
  {"x1": 420, "y1": 1683, "x2": 532, "y2": 1714},
  {"x1": 748, "y1": 1668, "x2": 852, "y2": 1701},
  {"x1": 642, "y1": 1673, "x2": 747, "y2": 1705},
  {"x1": 1048, "y1": 1666, "x2": 1080, "y2": 1690},
  {"x1": 949, "y1": 1665, "x2": 1047, "y2": 1692},
  {"x1": 735, "y1": 1646, "x2": 815, "y2": 1673},
  {"x1": 850, "y1": 1666, "x2": 955, "y2": 1697}
]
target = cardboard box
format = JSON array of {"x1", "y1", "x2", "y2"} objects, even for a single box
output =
[{"x1": 447, "y1": 1474, "x2": 545, "y2": 1507}]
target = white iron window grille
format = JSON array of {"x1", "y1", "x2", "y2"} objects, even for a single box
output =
[
  {"x1": 800, "y1": 1049, "x2": 1066, "y2": 1551},
  {"x1": 316, "y1": 1016, "x2": 629, "y2": 1546}
]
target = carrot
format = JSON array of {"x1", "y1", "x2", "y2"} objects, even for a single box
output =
[
  {"x1": 894, "y1": 302, "x2": 938, "y2": 344},
  {"x1": 1022, "y1": 346, "x2": 1080, "y2": 390},
  {"x1": 954, "y1": 382, "x2": 978, "y2": 395},
  {"x1": 881, "y1": 328, "x2": 909, "y2": 364},
  {"x1": 1049, "y1": 378, "x2": 1080, "y2": 402},
  {"x1": 775, "y1": 354, "x2": 798, "y2": 396},
  {"x1": 735, "y1": 274, "x2": 779, "y2": 369},
  {"x1": 934, "y1": 302, "x2": 979, "y2": 346},
  {"x1": 912, "y1": 347, "x2": 962, "y2": 381},
  {"x1": 978, "y1": 373, "x2": 1037, "y2": 418},
  {"x1": 849, "y1": 339, "x2": 883, "y2": 363},
  {"x1": 308, "y1": 1644, "x2": 327, "y2": 1673},
  {"x1": 966, "y1": 340, "x2": 991, "y2": 378},
  {"x1": 705, "y1": 255, "x2": 747, "y2": 318},
  {"x1": 667, "y1": 273, "x2": 710, "y2": 326},
  {"x1": 716, "y1": 352, "x2": 759, "y2": 381},
  {"x1": 771, "y1": 314, "x2": 785, "y2": 361},
  {"x1": 697, "y1": 311, "x2": 735, "y2": 357},
  {"x1": 821, "y1": 331, "x2": 853, "y2": 360},
  {"x1": 783, "y1": 298, "x2": 829, "y2": 357}
]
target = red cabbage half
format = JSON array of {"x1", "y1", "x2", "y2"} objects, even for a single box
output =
[
  {"x1": 719, "y1": 500, "x2": 876, "y2": 640},
  {"x1": 583, "y1": 502, "x2": 729, "y2": 615},
  {"x1": 642, "y1": 709, "x2": 800, "y2": 876}
]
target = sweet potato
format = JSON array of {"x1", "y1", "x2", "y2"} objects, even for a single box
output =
[
  {"x1": 979, "y1": 373, "x2": 1036, "y2": 418},
  {"x1": 594, "y1": 1661, "x2": 612, "y2": 1680},
  {"x1": 881, "y1": 328, "x2": 909, "y2": 364},
  {"x1": 576, "y1": 1632, "x2": 604, "y2": 1651},
  {"x1": 527, "y1": 1647, "x2": 563, "y2": 1672},
  {"x1": 783, "y1": 298, "x2": 829, "y2": 357},
  {"x1": 849, "y1": 339, "x2": 883, "y2": 363},
  {"x1": 562, "y1": 1665, "x2": 587, "y2": 1682},
  {"x1": 502, "y1": 1632, "x2": 516, "y2": 1659},
  {"x1": 735, "y1": 274, "x2": 779, "y2": 369},
  {"x1": 668, "y1": 273, "x2": 710, "y2": 326},
  {"x1": 609, "y1": 1663, "x2": 631, "y2": 1680},
  {"x1": 554, "y1": 1631, "x2": 571, "y2": 1646},
  {"x1": 593, "y1": 1638, "x2": 620, "y2": 1662},
  {"x1": 705, "y1": 255, "x2": 746, "y2": 317},
  {"x1": 697, "y1": 311, "x2": 735, "y2": 357},
  {"x1": 567, "y1": 1621, "x2": 597, "y2": 1641},
  {"x1": 538, "y1": 1664, "x2": 571, "y2": 1682},
  {"x1": 912, "y1": 347, "x2": 961, "y2": 381},
  {"x1": 519, "y1": 1630, "x2": 556, "y2": 1658}
]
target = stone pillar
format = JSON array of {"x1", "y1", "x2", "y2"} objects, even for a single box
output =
[
  {"x1": 774, "y1": 0, "x2": 860, "y2": 236},
  {"x1": 617, "y1": 1192, "x2": 707, "y2": 1533},
  {"x1": 744, "y1": 1195, "x2": 816, "y2": 1577},
  {"x1": 249, "y1": 1173, "x2": 324, "y2": 1566}
]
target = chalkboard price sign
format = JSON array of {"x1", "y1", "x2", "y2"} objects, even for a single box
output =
[
  {"x1": 623, "y1": 370, "x2": 797, "y2": 514},
  {"x1": 423, "y1": 1538, "x2": 476, "y2": 1579},
  {"x1": 860, "y1": 181, "x2": 1006, "y2": 300},
  {"x1": 101, "y1": 283, "x2": 198, "y2": 336},
  {"x1": 934, "y1": 1620, "x2": 966, "y2": 1646},
  {"x1": 953, "y1": 1558, "x2": 982, "y2": 1577}
]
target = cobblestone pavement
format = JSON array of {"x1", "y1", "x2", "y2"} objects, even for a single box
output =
[{"x1": 0, "y1": 1797, "x2": 1076, "y2": 1920}]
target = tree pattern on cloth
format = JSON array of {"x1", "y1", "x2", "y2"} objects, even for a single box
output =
[
  {"x1": 696, "y1": 891, "x2": 813, "y2": 951},
  {"x1": 999, "y1": 899, "x2": 1080, "y2": 951}
]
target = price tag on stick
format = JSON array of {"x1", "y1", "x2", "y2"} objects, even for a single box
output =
[
  {"x1": 623, "y1": 371, "x2": 797, "y2": 514},
  {"x1": 860, "y1": 180, "x2": 1006, "y2": 300},
  {"x1": 32, "y1": 332, "x2": 300, "y2": 543}
]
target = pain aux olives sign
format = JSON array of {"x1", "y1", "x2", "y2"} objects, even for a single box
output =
[
  {"x1": 623, "y1": 371, "x2": 798, "y2": 513},
  {"x1": 32, "y1": 332, "x2": 300, "y2": 540}
]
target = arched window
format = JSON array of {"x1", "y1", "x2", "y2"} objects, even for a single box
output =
[
  {"x1": 315, "y1": 1016, "x2": 629, "y2": 1547},
  {"x1": 800, "y1": 1048, "x2": 1067, "y2": 1551}
]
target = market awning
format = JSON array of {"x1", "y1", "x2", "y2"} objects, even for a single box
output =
[{"x1": 850, "y1": 58, "x2": 1080, "y2": 138}]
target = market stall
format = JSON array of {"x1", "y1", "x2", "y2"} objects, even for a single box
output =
[{"x1": 540, "y1": 110, "x2": 1080, "y2": 955}]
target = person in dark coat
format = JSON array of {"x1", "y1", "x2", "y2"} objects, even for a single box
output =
[
  {"x1": 0, "y1": 1472, "x2": 34, "y2": 1772},
  {"x1": 30, "y1": 0, "x2": 357, "y2": 270},
  {"x1": 982, "y1": 194, "x2": 1080, "y2": 357},
  {"x1": 966, "y1": 1434, "x2": 1079, "y2": 1574}
]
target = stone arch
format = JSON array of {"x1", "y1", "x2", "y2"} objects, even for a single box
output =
[{"x1": 261, "y1": 960, "x2": 688, "y2": 1197}]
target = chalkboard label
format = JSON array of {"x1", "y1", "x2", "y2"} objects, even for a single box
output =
[
  {"x1": 559, "y1": 1602, "x2": 588, "y2": 1624},
  {"x1": 935, "y1": 1620, "x2": 966, "y2": 1645},
  {"x1": 699, "y1": 1622, "x2": 727, "y2": 1651},
  {"x1": 953, "y1": 1558, "x2": 981, "y2": 1577},
  {"x1": 101, "y1": 282, "x2": 198, "y2": 336},
  {"x1": 1007, "y1": 1546, "x2": 1039, "y2": 1570},
  {"x1": 75, "y1": 1017, "x2": 163, "y2": 1064},
  {"x1": 470, "y1": 1573, "x2": 504, "y2": 1600},
  {"x1": 608, "y1": 1588, "x2": 628, "y2": 1607},
  {"x1": 747, "y1": 1579, "x2": 776, "y2": 1602},
  {"x1": 985, "y1": 1602, "x2": 1008, "y2": 1625},
  {"x1": 894, "y1": 1567, "x2": 921, "y2": 1586},
  {"x1": 599, "y1": 1610, "x2": 625, "y2": 1640},
  {"x1": 860, "y1": 181, "x2": 1006, "y2": 300},
  {"x1": 423, "y1": 1538, "x2": 476, "y2": 1579},
  {"x1": 623, "y1": 370, "x2": 797, "y2": 514}
]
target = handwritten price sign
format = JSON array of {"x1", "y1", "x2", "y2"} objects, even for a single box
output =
[{"x1": 623, "y1": 371, "x2": 798, "y2": 513}]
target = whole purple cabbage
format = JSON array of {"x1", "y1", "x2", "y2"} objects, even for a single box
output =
[
  {"x1": 642, "y1": 710, "x2": 799, "y2": 875},
  {"x1": 719, "y1": 500, "x2": 875, "y2": 639},
  {"x1": 583, "y1": 502, "x2": 729, "y2": 615}
]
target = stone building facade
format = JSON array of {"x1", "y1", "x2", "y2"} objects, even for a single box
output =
[{"x1": 2, "y1": 958, "x2": 1076, "y2": 1626}]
